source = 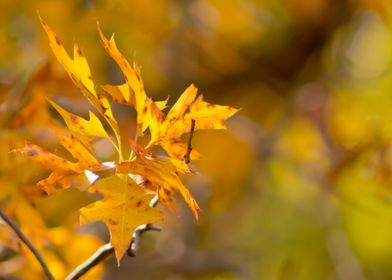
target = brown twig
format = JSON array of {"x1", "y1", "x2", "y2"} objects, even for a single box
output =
[
  {"x1": 185, "y1": 119, "x2": 196, "y2": 164},
  {"x1": 127, "y1": 224, "x2": 161, "y2": 257},
  {"x1": 0, "y1": 207, "x2": 55, "y2": 280}
]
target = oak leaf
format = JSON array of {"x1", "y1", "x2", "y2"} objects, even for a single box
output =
[
  {"x1": 40, "y1": 16, "x2": 121, "y2": 150},
  {"x1": 49, "y1": 100, "x2": 110, "y2": 150},
  {"x1": 80, "y1": 175, "x2": 163, "y2": 262},
  {"x1": 97, "y1": 26, "x2": 149, "y2": 136},
  {"x1": 14, "y1": 139, "x2": 97, "y2": 194},
  {"x1": 148, "y1": 84, "x2": 238, "y2": 161},
  {"x1": 59, "y1": 135, "x2": 100, "y2": 169}
]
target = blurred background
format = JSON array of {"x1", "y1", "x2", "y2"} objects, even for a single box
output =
[{"x1": 2, "y1": 0, "x2": 392, "y2": 279}]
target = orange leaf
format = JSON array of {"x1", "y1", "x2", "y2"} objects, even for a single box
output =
[
  {"x1": 129, "y1": 138, "x2": 152, "y2": 157},
  {"x1": 37, "y1": 172, "x2": 91, "y2": 194},
  {"x1": 14, "y1": 142, "x2": 81, "y2": 173},
  {"x1": 116, "y1": 156, "x2": 200, "y2": 220},
  {"x1": 9, "y1": 194, "x2": 50, "y2": 249},
  {"x1": 37, "y1": 171, "x2": 68, "y2": 194}
]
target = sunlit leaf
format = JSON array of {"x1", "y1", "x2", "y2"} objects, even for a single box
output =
[
  {"x1": 60, "y1": 135, "x2": 99, "y2": 169},
  {"x1": 49, "y1": 100, "x2": 109, "y2": 140},
  {"x1": 80, "y1": 175, "x2": 163, "y2": 262},
  {"x1": 14, "y1": 142, "x2": 81, "y2": 173},
  {"x1": 40, "y1": 16, "x2": 121, "y2": 148},
  {"x1": 116, "y1": 156, "x2": 200, "y2": 219},
  {"x1": 97, "y1": 25, "x2": 150, "y2": 136}
]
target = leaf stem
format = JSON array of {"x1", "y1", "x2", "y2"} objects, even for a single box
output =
[
  {"x1": 107, "y1": 136, "x2": 122, "y2": 160},
  {"x1": 128, "y1": 134, "x2": 138, "y2": 161},
  {"x1": 113, "y1": 129, "x2": 123, "y2": 162},
  {"x1": 0, "y1": 207, "x2": 55, "y2": 280},
  {"x1": 100, "y1": 116, "x2": 123, "y2": 162}
]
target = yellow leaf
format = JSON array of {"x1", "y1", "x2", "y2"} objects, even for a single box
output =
[
  {"x1": 98, "y1": 25, "x2": 149, "y2": 136},
  {"x1": 165, "y1": 95, "x2": 238, "y2": 139},
  {"x1": 160, "y1": 139, "x2": 201, "y2": 161},
  {"x1": 185, "y1": 94, "x2": 238, "y2": 130},
  {"x1": 101, "y1": 83, "x2": 133, "y2": 106},
  {"x1": 49, "y1": 227, "x2": 104, "y2": 279},
  {"x1": 60, "y1": 135, "x2": 99, "y2": 168},
  {"x1": 143, "y1": 83, "x2": 194, "y2": 144},
  {"x1": 37, "y1": 172, "x2": 68, "y2": 194},
  {"x1": 116, "y1": 156, "x2": 200, "y2": 220},
  {"x1": 155, "y1": 99, "x2": 168, "y2": 111},
  {"x1": 40, "y1": 17, "x2": 121, "y2": 148},
  {"x1": 12, "y1": 94, "x2": 54, "y2": 128},
  {"x1": 80, "y1": 175, "x2": 163, "y2": 263},
  {"x1": 37, "y1": 172, "x2": 91, "y2": 194},
  {"x1": 9, "y1": 194, "x2": 50, "y2": 249},
  {"x1": 168, "y1": 158, "x2": 198, "y2": 175},
  {"x1": 148, "y1": 84, "x2": 238, "y2": 164},
  {"x1": 148, "y1": 100, "x2": 165, "y2": 143},
  {"x1": 166, "y1": 83, "x2": 198, "y2": 122},
  {"x1": 40, "y1": 17, "x2": 95, "y2": 99},
  {"x1": 17, "y1": 226, "x2": 104, "y2": 280},
  {"x1": 50, "y1": 100, "x2": 109, "y2": 139}
]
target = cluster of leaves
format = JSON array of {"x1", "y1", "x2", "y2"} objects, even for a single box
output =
[{"x1": 11, "y1": 16, "x2": 237, "y2": 266}]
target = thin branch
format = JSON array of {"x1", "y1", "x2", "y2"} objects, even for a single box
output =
[
  {"x1": 66, "y1": 225, "x2": 161, "y2": 279},
  {"x1": 185, "y1": 119, "x2": 196, "y2": 164},
  {"x1": 127, "y1": 224, "x2": 161, "y2": 257},
  {"x1": 65, "y1": 243, "x2": 114, "y2": 280},
  {"x1": 0, "y1": 207, "x2": 55, "y2": 280}
]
